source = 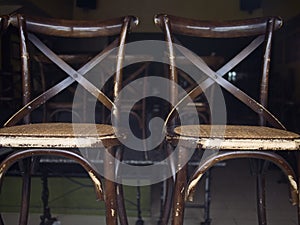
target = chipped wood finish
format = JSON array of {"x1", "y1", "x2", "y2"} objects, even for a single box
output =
[
  {"x1": 0, "y1": 123, "x2": 122, "y2": 148},
  {"x1": 8, "y1": 14, "x2": 138, "y2": 38},
  {"x1": 104, "y1": 147, "x2": 118, "y2": 225},
  {"x1": 0, "y1": 13, "x2": 138, "y2": 225},
  {"x1": 154, "y1": 14, "x2": 282, "y2": 38},
  {"x1": 171, "y1": 146, "x2": 188, "y2": 225},
  {"x1": 168, "y1": 136, "x2": 300, "y2": 150},
  {"x1": 168, "y1": 125, "x2": 300, "y2": 150},
  {"x1": 154, "y1": 13, "x2": 300, "y2": 225}
]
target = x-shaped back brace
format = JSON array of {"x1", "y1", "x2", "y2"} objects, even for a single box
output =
[
  {"x1": 165, "y1": 35, "x2": 285, "y2": 130},
  {"x1": 5, "y1": 34, "x2": 120, "y2": 127}
]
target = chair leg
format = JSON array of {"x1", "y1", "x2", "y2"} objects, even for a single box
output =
[
  {"x1": 256, "y1": 173, "x2": 267, "y2": 225},
  {"x1": 116, "y1": 183, "x2": 128, "y2": 225},
  {"x1": 172, "y1": 146, "x2": 188, "y2": 225},
  {"x1": 172, "y1": 165, "x2": 187, "y2": 225},
  {"x1": 104, "y1": 147, "x2": 118, "y2": 225},
  {"x1": 255, "y1": 160, "x2": 269, "y2": 225},
  {"x1": 18, "y1": 158, "x2": 32, "y2": 225}
]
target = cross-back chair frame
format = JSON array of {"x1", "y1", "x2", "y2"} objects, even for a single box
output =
[
  {"x1": 154, "y1": 14, "x2": 300, "y2": 225},
  {"x1": 0, "y1": 13, "x2": 138, "y2": 225}
]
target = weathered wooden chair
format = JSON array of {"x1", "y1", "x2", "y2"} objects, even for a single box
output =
[
  {"x1": 0, "y1": 13, "x2": 138, "y2": 225},
  {"x1": 155, "y1": 14, "x2": 300, "y2": 225}
]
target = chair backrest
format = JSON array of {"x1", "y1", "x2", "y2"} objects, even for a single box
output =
[
  {"x1": 154, "y1": 14, "x2": 284, "y2": 129},
  {"x1": 4, "y1": 14, "x2": 138, "y2": 126}
]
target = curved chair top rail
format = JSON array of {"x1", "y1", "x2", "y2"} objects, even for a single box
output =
[
  {"x1": 154, "y1": 14, "x2": 282, "y2": 38},
  {"x1": 8, "y1": 14, "x2": 139, "y2": 38}
]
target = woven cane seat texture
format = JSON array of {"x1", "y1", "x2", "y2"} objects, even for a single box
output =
[
  {"x1": 171, "y1": 125, "x2": 300, "y2": 150},
  {"x1": 0, "y1": 123, "x2": 119, "y2": 148},
  {"x1": 174, "y1": 125, "x2": 300, "y2": 139}
]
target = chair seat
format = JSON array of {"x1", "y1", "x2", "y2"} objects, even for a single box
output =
[
  {"x1": 0, "y1": 123, "x2": 120, "y2": 148},
  {"x1": 169, "y1": 125, "x2": 300, "y2": 150}
]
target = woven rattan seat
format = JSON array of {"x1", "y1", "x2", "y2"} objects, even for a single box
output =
[
  {"x1": 175, "y1": 125, "x2": 300, "y2": 139},
  {"x1": 0, "y1": 123, "x2": 120, "y2": 148},
  {"x1": 172, "y1": 125, "x2": 300, "y2": 150},
  {"x1": 0, "y1": 123, "x2": 115, "y2": 137}
]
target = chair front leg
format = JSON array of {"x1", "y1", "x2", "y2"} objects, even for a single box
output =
[
  {"x1": 172, "y1": 146, "x2": 189, "y2": 225},
  {"x1": 256, "y1": 172, "x2": 267, "y2": 225},
  {"x1": 104, "y1": 147, "x2": 118, "y2": 225},
  {"x1": 255, "y1": 160, "x2": 269, "y2": 225}
]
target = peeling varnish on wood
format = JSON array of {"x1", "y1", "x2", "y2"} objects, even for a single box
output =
[
  {"x1": 175, "y1": 202, "x2": 181, "y2": 217},
  {"x1": 0, "y1": 135, "x2": 119, "y2": 148},
  {"x1": 111, "y1": 208, "x2": 116, "y2": 217},
  {"x1": 169, "y1": 136, "x2": 300, "y2": 150},
  {"x1": 288, "y1": 175, "x2": 298, "y2": 205},
  {"x1": 0, "y1": 164, "x2": 5, "y2": 179},
  {"x1": 187, "y1": 174, "x2": 203, "y2": 201},
  {"x1": 88, "y1": 170, "x2": 103, "y2": 199},
  {"x1": 288, "y1": 175, "x2": 298, "y2": 191}
]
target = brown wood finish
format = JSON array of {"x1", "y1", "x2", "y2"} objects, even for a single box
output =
[
  {"x1": 154, "y1": 14, "x2": 300, "y2": 225},
  {"x1": 154, "y1": 14, "x2": 282, "y2": 38},
  {"x1": 8, "y1": 15, "x2": 138, "y2": 38},
  {"x1": 0, "y1": 13, "x2": 138, "y2": 225}
]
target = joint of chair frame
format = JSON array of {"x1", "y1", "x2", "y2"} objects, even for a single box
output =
[
  {"x1": 268, "y1": 16, "x2": 283, "y2": 30},
  {"x1": 124, "y1": 15, "x2": 139, "y2": 31},
  {"x1": 154, "y1": 14, "x2": 169, "y2": 29}
]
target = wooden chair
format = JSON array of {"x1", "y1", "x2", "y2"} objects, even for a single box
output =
[
  {"x1": 154, "y1": 14, "x2": 300, "y2": 225},
  {"x1": 0, "y1": 13, "x2": 138, "y2": 225}
]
